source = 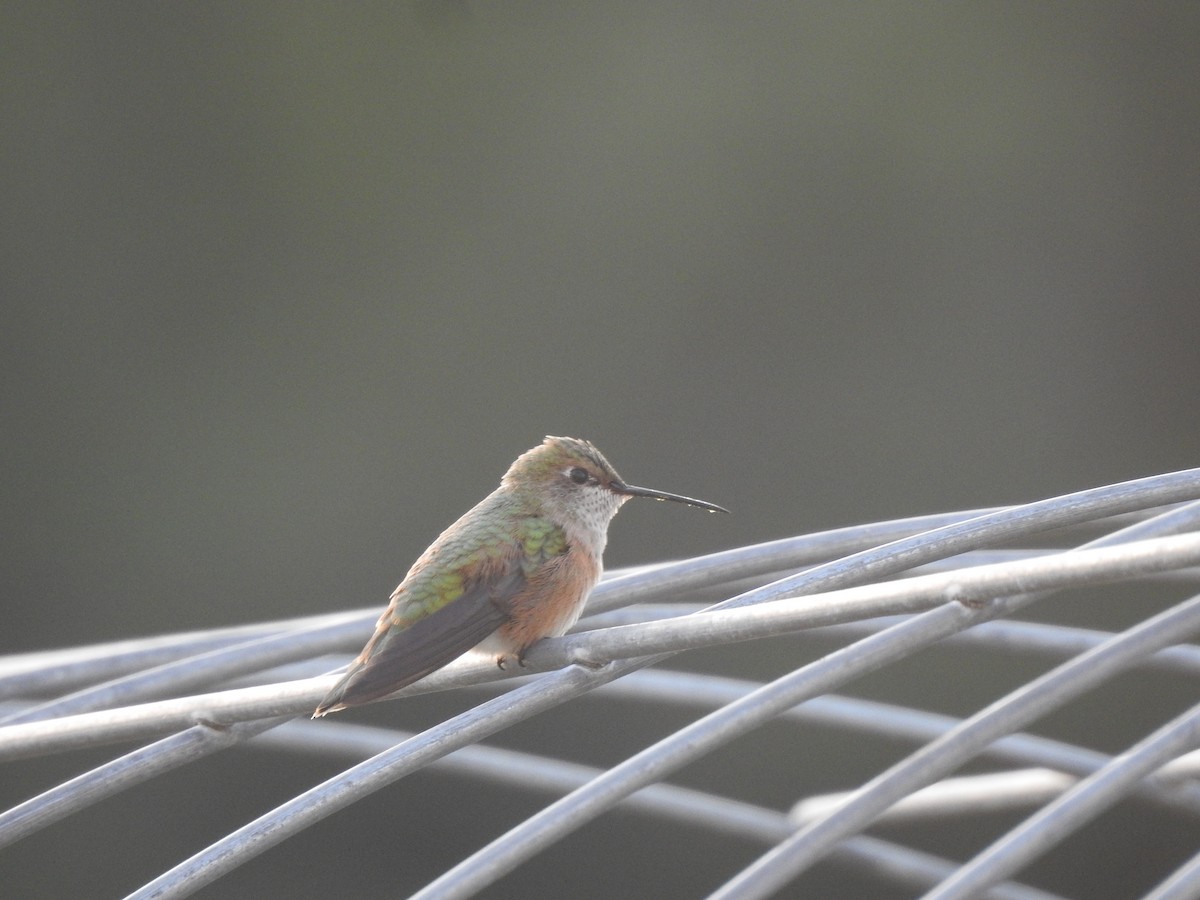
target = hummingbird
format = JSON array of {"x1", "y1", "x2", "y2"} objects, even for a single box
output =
[{"x1": 313, "y1": 436, "x2": 726, "y2": 717}]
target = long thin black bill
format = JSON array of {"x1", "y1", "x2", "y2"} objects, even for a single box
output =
[{"x1": 613, "y1": 481, "x2": 729, "y2": 514}]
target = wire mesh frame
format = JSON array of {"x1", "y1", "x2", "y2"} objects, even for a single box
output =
[{"x1": 2, "y1": 470, "x2": 1200, "y2": 898}]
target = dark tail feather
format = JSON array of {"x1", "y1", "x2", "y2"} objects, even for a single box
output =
[
  {"x1": 312, "y1": 585, "x2": 513, "y2": 717},
  {"x1": 312, "y1": 661, "x2": 438, "y2": 717}
]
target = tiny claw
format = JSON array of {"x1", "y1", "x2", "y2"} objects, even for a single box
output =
[{"x1": 496, "y1": 652, "x2": 531, "y2": 672}]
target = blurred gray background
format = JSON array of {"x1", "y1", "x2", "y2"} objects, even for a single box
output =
[{"x1": 3, "y1": 3, "x2": 1199, "y2": 898}]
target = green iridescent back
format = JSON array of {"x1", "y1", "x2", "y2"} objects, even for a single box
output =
[{"x1": 382, "y1": 490, "x2": 568, "y2": 632}]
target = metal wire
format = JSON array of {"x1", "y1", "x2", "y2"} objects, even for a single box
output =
[{"x1": 1, "y1": 468, "x2": 1199, "y2": 898}]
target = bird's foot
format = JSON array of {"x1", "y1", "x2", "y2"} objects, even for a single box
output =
[{"x1": 496, "y1": 652, "x2": 532, "y2": 671}]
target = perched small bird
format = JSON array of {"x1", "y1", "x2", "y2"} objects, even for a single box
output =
[{"x1": 313, "y1": 436, "x2": 726, "y2": 716}]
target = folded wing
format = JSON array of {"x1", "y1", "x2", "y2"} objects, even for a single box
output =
[{"x1": 313, "y1": 565, "x2": 523, "y2": 716}]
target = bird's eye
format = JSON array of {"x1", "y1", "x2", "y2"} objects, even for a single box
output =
[{"x1": 568, "y1": 467, "x2": 590, "y2": 485}]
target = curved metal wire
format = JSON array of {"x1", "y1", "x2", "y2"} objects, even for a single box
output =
[{"x1": 1, "y1": 468, "x2": 1198, "y2": 899}]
